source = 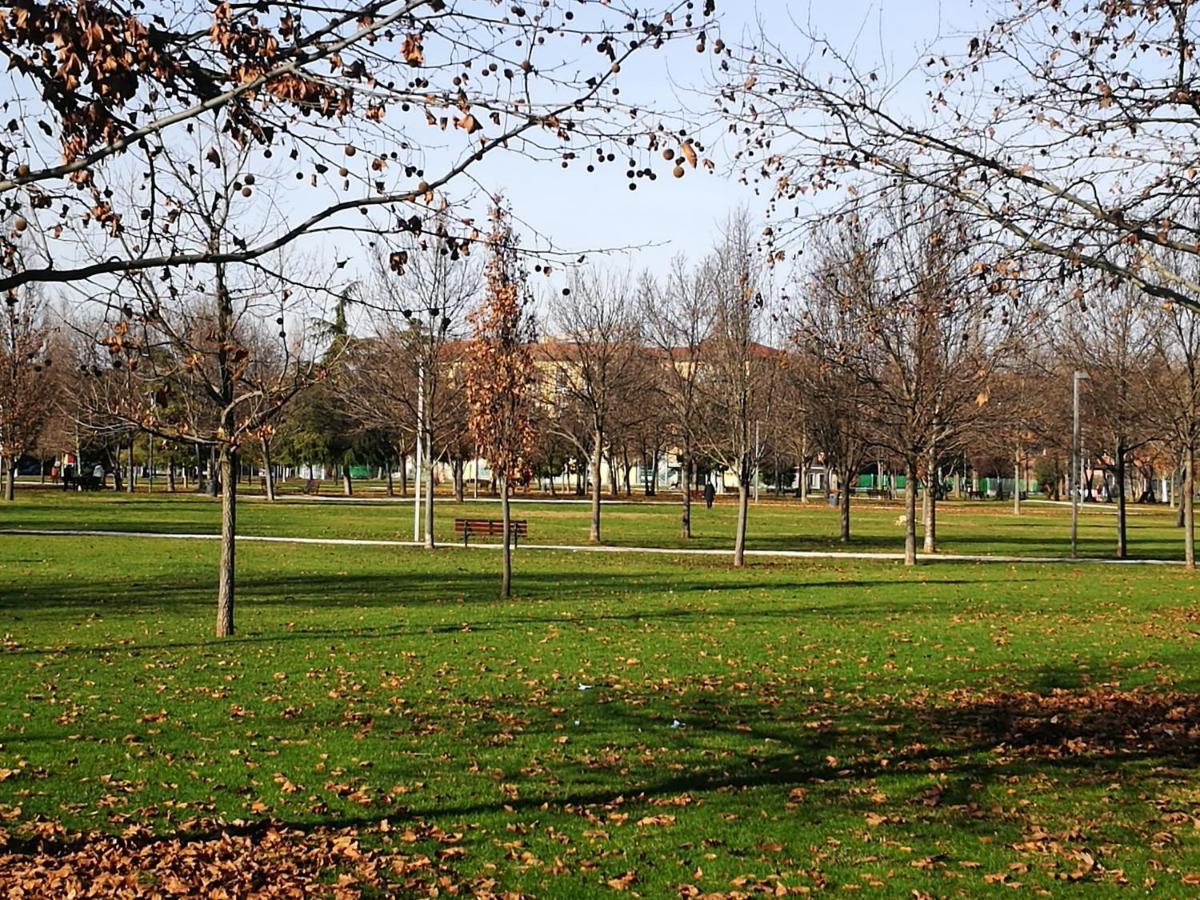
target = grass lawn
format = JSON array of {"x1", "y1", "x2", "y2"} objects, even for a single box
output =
[
  {"x1": 2, "y1": 483, "x2": 1195, "y2": 560},
  {"x1": 1, "y1": 492, "x2": 1199, "y2": 895}
]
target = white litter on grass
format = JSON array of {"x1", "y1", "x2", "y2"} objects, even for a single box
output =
[
  {"x1": 577, "y1": 683, "x2": 593, "y2": 691},
  {"x1": 670, "y1": 719, "x2": 685, "y2": 729}
]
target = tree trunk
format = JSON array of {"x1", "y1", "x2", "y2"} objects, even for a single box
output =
[
  {"x1": 590, "y1": 430, "x2": 603, "y2": 543},
  {"x1": 923, "y1": 446, "x2": 937, "y2": 555},
  {"x1": 216, "y1": 445, "x2": 237, "y2": 637},
  {"x1": 342, "y1": 465, "x2": 353, "y2": 496},
  {"x1": 839, "y1": 470, "x2": 851, "y2": 542},
  {"x1": 733, "y1": 476, "x2": 749, "y2": 568},
  {"x1": 1013, "y1": 445, "x2": 1022, "y2": 516},
  {"x1": 904, "y1": 458, "x2": 918, "y2": 566},
  {"x1": 206, "y1": 446, "x2": 217, "y2": 496},
  {"x1": 681, "y1": 456, "x2": 693, "y2": 540},
  {"x1": 262, "y1": 437, "x2": 276, "y2": 502},
  {"x1": 453, "y1": 458, "x2": 465, "y2": 503},
  {"x1": 3, "y1": 457, "x2": 12, "y2": 501},
  {"x1": 608, "y1": 452, "x2": 619, "y2": 499},
  {"x1": 500, "y1": 475, "x2": 512, "y2": 598},
  {"x1": 399, "y1": 453, "x2": 408, "y2": 496},
  {"x1": 1116, "y1": 446, "x2": 1128, "y2": 559},
  {"x1": 126, "y1": 438, "x2": 135, "y2": 493},
  {"x1": 1186, "y1": 443, "x2": 1196, "y2": 570},
  {"x1": 168, "y1": 464, "x2": 176, "y2": 493}
]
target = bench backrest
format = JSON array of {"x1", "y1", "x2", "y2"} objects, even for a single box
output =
[{"x1": 454, "y1": 518, "x2": 527, "y2": 534}]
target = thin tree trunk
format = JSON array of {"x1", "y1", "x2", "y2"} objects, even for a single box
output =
[
  {"x1": 342, "y1": 465, "x2": 353, "y2": 496},
  {"x1": 923, "y1": 445, "x2": 937, "y2": 555},
  {"x1": 3, "y1": 457, "x2": 12, "y2": 501},
  {"x1": 385, "y1": 458, "x2": 395, "y2": 497},
  {"x1": 608, "y1": 452, "x2": 619, "y2": 499},
  {"x1": 904, "y1": 458, "x2": 918, "y2": 566},
  {"x1": 168, "y1": 463, "x2": 176, "y2": 493},
  {"x1": 1116, "y1": 446, "x2": 1128, "y2": 559},
  {"x1": 839, "y1": 469, "x2": 851, "y2": 542},
  {"x1": 1178, "y1": 456, "x2": 1187, "y2": 528},
  {"x1": 800, "y1": 442, "x2": 809, "y2": 502},
  {"x1": 590, "y1": 430, "x2": 603, "y2": 543},
  {"x1": 206, "y1": 446, "x2": 217, "y2": 496},
  {"x1": 1186, "y1": 443, "x2": 1196, "y2": 570},
  {"x1": 216, "y1": 445, "x2": 237, "y2": 637},
  {"x1": 1013, "y1": 445, "x2": 1022, "y2": 516},
  {"x1": 500, "y1": 475, "x2": 512, "y2": 598},
  {"x1": 262, "y1": 437, "x2": 276, "y2": 502},
  {"x1": 733, "y1": 476, "x2": 749, "y2": 568},
  {"x1": 453, "y1": 459, "x2": 465, "y2": 503},
  {"x1": 127, "y1": 437, "x2": 136, "y2": 493},
  {"x1": 681, "y1": 456, "x2": 693, "y2": 540},
  {"x1": 399, "y1": 452, "x2": 408, "y2": 496}
]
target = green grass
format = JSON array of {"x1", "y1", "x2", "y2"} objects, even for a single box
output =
[
  {"x1": 2, "y1": 482, "x2": 1195, "y2": 560},
  {"x1": 1, "y1": 492, "x2": 1199, "y2": 894}
]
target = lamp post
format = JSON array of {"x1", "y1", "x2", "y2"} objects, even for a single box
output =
[{"x1": 1071, "y1": 370, "x2": 1089, "y2": 558}]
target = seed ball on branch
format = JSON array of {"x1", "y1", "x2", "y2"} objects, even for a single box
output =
[
  {"x1": 673, "y1": 166, "x2": 684, "y2": 178},
  {"x1": 13, "y1": 216, "x2": 27, "y2": 231}
]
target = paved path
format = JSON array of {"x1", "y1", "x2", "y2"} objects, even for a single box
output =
[{"x1": 0, "y1": 528, "x2": 1185, "y2": 566}]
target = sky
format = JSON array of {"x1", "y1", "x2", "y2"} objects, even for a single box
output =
[{"x1": 454, "y1": 0, "x2": 986, "y2": 285}]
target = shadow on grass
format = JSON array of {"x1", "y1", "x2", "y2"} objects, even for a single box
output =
[{"x1": 5, "y1": 674, "x2": 1197, "y2": 859}]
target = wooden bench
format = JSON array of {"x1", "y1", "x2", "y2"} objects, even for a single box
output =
[
  {"x1": 454, "y1": 518, "x2": 527, "y2": 547},
  {"x1": 301, "y1": 478, "x2": 320, "y2": 495}
]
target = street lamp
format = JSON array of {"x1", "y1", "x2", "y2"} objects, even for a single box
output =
[{"x1": 1071, "y1": 370, "x2": 1089, "y2": 558}]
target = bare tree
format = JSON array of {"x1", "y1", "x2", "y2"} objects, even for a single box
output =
[
  {"x1": 0, "y1": 290, "x2": 55, "y2": 499},
  {"x1": 641, "y1": 256, "x2": 716, "y2": 538},
  {"x1": 799, "y1": 196, "x2": 1008, "y2": 564},
  {"x1": 1065, "y1": 287, "x2": 1158, "y2": 559},
  {"x1": 700, "y1": 212, "x2": 777, "y2": 568},
  {"x1": 788, "y1": 339, "x2": 873, "y2": 543},
  {"x1": 723, "y1": 3, "x2": 1200, "y2": 313},
  {"x1": 88, "y1": 136, "x2": 321, "y2": 637},
  {"x1": 357, "y1": 230, "x2": 479, "y2": 547},
  {"x1": 1150, "y1": 290, "x2": 1200, "y2": 568},
  {"x1": 544, "y1": 271, "x2": 644, "y2": 542},
  {"x1": 2, "y1": 1, "x2": 715, "y2": 299}
]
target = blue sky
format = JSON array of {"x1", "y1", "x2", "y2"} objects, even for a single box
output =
[{"x1": 461, "y1": 0, "x2": 984, "y2": 284}]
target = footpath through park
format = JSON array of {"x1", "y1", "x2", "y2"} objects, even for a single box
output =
[{"x1": 0, "y1": 527, "x2": 1185, "y2": 566}]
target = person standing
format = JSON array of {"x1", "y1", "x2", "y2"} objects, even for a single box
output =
[{"x1": 703, "y1": 480, "x2": 715, "y2": 510}]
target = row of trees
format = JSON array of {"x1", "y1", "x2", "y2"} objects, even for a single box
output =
[{"x1": 10, "y1": 197, "x2": 1200, "y2": 582}]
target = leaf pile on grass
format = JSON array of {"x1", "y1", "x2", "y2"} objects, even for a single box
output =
[
  {"x1": 928, "y1": 688, "x2": 1200, "y2": 758},
  {"x1": 0, "y1": 819, "x2": 515, "y2": 899}
]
